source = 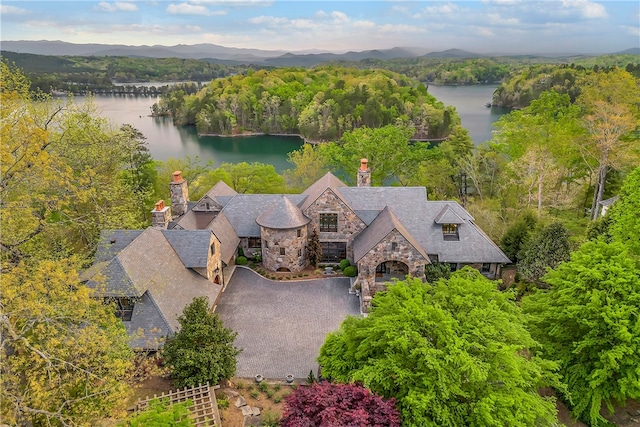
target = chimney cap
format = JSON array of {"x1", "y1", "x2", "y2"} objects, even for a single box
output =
[
  {"x1": 172, "y1": 171, "x2": 183, "y2": 183},
  {"x1": 154, "y1": 200, "x2": 166, "y2": 211},
  {"x1": 360, "y1": 158, "x2": 369, "y2": 171}
]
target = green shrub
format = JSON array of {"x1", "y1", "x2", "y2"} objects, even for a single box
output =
[
  {"x1": 262, "y1": 410, "x2": 281, "y2": 427},
  {"x1": 236, "y1": 381, "x2": 244, "y2": 390},
  {"x1": 273, "y1": 384, "x2": 281, "y2": 392},
  {"x1": 339, "y1": 259, "x2": 351, "y2": 270},
  {"x1": 258, "y1": 381, "x2": 268, "y2": 392},
  {"x1": 236, "y1": 256, "x2": 247, "y2": 266},
  {"x1": 238, "y1": 247, "x2": 245, "y2": 257},
  {"x1": 273, "y1": 395, "x2": 282, "y2": 403},
  {"x1": 250, "y1": 390, "x2": 259, "y2": 399},
  {"x1": 266, "y1": 389, "x2": 274, "y2": 398},
  {"x1": 343, "y1": 266, "x2": 357, "y2": 277},
  {"x1": 217, "y1": 396, "x2": 230, "y2": 410}
]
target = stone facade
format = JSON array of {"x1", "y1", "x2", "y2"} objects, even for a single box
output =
[
  {"x1": 303, "y1": 189, "x2": 366, "y2": 261},
  {"x1": 261, "y1": 226, "x2": 308, "y2": 273},
  {"x1": 355, "y1": 230, "x2": 427, "y2": 311},
  {"x1": 151, "y1": 200, "x2": 171, "y2": 228}
]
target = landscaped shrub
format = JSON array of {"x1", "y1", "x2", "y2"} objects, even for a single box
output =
[
  {"x1": 236, "y1": 256, "x2": 247, "y2": 265},
  {"x1": 343, "y1": 266, "x2": 357, "y2": 277},
  {"x1": 339, "y1": 259, "x2": 351, "y2": 270}
]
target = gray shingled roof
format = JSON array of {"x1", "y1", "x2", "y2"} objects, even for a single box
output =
[
  {"x1": 339, "y1": 187, "x2": 509, "y2": 263},
  {"x1": 256, "y1": 196, "x2": 311, "y2": 229},
  {"x1": 84, "y1": 258, "x2": 142, "y2": 297},
  {"x1": 162, "y1": 229, "x2": 212, "y2": 268},
  {"x1": 220, "y1": 194, "x2": 308, "y2": 237},
  {"x1": 94, "y1": 230, "x2": 143, "y2": 263},
  {"x1": 353, "y1": 206, "x2": 429, "y2": 262},
  {"x1": 209, "y1": 213, "x2": 240, "y2": 265},
  {"x1": 301, "y1": 172, "x2": 347, "y2": 211},
  {"x1": 172, "y1": 210, "x2": 217, "y2": 230},
  {"x1": 126, "y1": 291, "x2": 172, "y2": 350},
  {"x1": 434, "y1": 204, "x2": 466, "y2": 224}
]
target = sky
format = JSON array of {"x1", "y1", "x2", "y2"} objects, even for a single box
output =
[{"x1": 1, "y1": 1, "x2": 638, "y2": 55}]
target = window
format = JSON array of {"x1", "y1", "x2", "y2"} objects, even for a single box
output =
[
  {"x1": 264, "y1": 240, "x2": 268, "y2": 248},
  {"x1": 442, "y1": 224, "x2": 459, "y2": 241},
  {"x1": 298, "y1": 248, "x2": 302, "y2": 257},
  {"x1": 428, "y1": 254, "x2": 439, "y2": 262},
  {"x1": 113, "y1": 298, "x2": 135, "y2": 321},
  {"x1": 297, "y1": 229, "x2": 302, "y2": 238},
  {"x1": 321, "y1": 242, "x2": 346, "y2": 262},
  {"x1": 482, "y1": 263, "x2": 491, "y2": 273},
  {"x1": 280, "y1": 247, "x2": 286, "y2": 256},
  {"x1": 319, "y1": 213, "x2": 338, "y2": 232},
  {"x1": 248, "y1": 237, "x2": 261, "y2": 248},
  {"x1": 210, "y1": 243, "x2": 216, "y2": 255},
  {"x1": 448, "y1": 263, "x2": 458, "y2": 272},
  {"x1": 391, "y1": 242, "x2": 397, "y2": 251}
]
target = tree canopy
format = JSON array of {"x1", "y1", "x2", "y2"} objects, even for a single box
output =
[
  {"x1": 522, "y1": 240, "x2": 640, "y2": 426},
  {"x1": 162, "y1": 297, "x2": 241, "y2": 388},
  {"x1": 318, "y1": 271, "x2": 558, "y2": 427}
]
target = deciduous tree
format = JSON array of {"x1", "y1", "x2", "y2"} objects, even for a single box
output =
[
  {"x1": 1, "y1": 259, "x2": 134, "y2": 426},
  {"x1": 281, "y1": 382, "x2": 400, "y2": 427},
  {"x1": 517, "y1": 222, "x2": 571, "y2": 284},
  {"x1": 522, "y1": 240, "x2": 640, "y2": 426},
  {"x1": 318, "y1": 270, "x2": 559, "y2": 427}
]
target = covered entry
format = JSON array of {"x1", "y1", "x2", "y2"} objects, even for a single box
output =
[{"x1": 375, "y1": 260, "x2": 409, "y2": 282}]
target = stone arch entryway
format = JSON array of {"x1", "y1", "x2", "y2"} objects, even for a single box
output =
[
  {"x1": 214, "y1": 275, "x2": 221, "y2": 285},
  {"x1": 375, "y1": 260, "x2": 409, "y2": 282}
]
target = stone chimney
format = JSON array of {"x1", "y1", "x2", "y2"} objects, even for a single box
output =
[
  {"x1": 170, "y1": 171, "x2": 189, "y2": 217},
  {"x1": 357, "y1": 158, "x2": 371, "y2": 187},
  {"x1": 151, "y1": 200, "x2": 171, "y2": 228}
]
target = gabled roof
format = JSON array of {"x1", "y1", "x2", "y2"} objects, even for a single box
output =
[
  {"x1": 162, "y1": 229, "x2": 212, "y2": 268},
  {"x1": 191, "y1": 195, "x2": 223, "y2": 212},
  {"x1": 434, "y1": 204, "x2": 465, "y2": 224},
  {"x1": 172, "y1": 210, "x2": 217, "y2": 231},
  {"x1": 94, "y1": 229, "x2": 143, "y2": 263},
  {"x1": 86, "y1": 227, "x2": 222, "y2": 339},
  {"x1": 209, "y1": 213, "x2": 240, "y2": 265},
  {"x1": 207, "y1": 180, "x2": 238, "y2": 197},
  {"x1": 301, "y1": 172, "x2": 347, "y2": 211},
  {"x1": 256, "y1": 196, "x2": 311, "y2": 229},
  {"x1": 126, "y1": 291, "x2": 172, "y2": 350},
  {"x1": 353, "y1": 206, "x2": 429, "y2": 262},
  {"x1": 220, "y1": 194, "x2": 308, "y2": 237},
  {"x1": 83, "y1": 258, "x2": 142, "y2": 297}
]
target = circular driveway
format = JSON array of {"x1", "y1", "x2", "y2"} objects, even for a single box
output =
[{"x1": 215, "y1": 267, "x2": 360, "y2": 380}]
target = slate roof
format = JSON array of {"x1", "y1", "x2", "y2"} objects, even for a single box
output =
[
  {"x1": 209, "y1": 213, "x2": 240, "y2": 265},
  {"x1": 162, "y1": 229, "x2": 212, "y2": 268},
  {"x1": 301, "y1": 172, "x2": 347, "y2": 211},
  {"x1": 256, "y1": 196, "x2": 311, "y2": 229},
  {"x1": 207, "y1": 180, "x2": 238, "y2": 197},
  {"x1": 353, "y1": 206, "x2": 429, "y2": 262},
  {"x1": 84, "y1": 258, "x2": 141, "y2": 297},
  {"x1": 94, "y1": 230, "x2": 143, "y2": 263},
  {"x1": 85, "y1": 227, "x2": 222, "y2": 349},
  {"x1": 220, "y1": 194, "x2": 308, "y2": 237},
  {"x1": 126, "y1": 291, "x2": 172, "y2": 350},
  {"x1": 172, "y1": 210, "x2": 217, "y2": 230},
  {"x1": 434, "y1": 204, "x2": 466, "y2": 224}
]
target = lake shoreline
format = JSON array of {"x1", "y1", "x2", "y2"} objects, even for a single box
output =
[{"x1": 199, "y1": 131, "x2": 321, "y2": 145}]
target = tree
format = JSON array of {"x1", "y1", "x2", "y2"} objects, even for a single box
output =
[
  {"x1": 283, "y1": 143, "x2": 329, "y2": 191},
  {"x1": 522, "y1": 240, "x2": 640, "y2": 426},
  {"x1": 307, "y1": 228, "x2": 322, "y2": 267},
  {"x1": 318, "y1": 270, "x2": 558, "y2": 427},
  {"x1": 517, "y1": 222, "x2": 571, "y2": 284},
  {"x1": 162, "y1": 297, "x2": 241, "y2": 388},
  {"x1": 576, "y1": 69, "x2": 639, "y2": 219},
  {"x1": 499, "y1": 211, "x2": 537, "y2": 264},
  {"x1": 607, "y1": 166, "x2": 640, "y2": 256},
  {"x1": 118, "y1": 399, "x2": 194, "y2": 427},
  {"x1": 423, "y1": 261, "x2": 451, "y2": 283},
  {"x1": 1, "y1": 259, "x2": 134, "y2": 426},
  {"x1": 281, "y1": 382, "x2": 400, "y2": 427},
  {"x1": 219, "y1": 162, "x2": 286, "y2": 194},
  {"x1": 320, "y1": 125, "x2": 427, "y2": 185}
]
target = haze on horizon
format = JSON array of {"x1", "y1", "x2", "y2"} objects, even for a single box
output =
[{"x1": 1, "y1": 1, "x2": 638, "y2": 56}]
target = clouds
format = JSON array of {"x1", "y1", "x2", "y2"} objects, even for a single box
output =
[{"x1": 0, "y1": 1, "x2": 635, "y2": 54}]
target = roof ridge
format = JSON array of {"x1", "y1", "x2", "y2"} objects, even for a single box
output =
[{"x1": 143, "y1": 290, "x2": 175, "y2": 334}]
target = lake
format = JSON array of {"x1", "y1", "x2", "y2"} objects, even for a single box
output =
[{"x1": 78, "y1": 85, "x2": 507, "y2": 169}]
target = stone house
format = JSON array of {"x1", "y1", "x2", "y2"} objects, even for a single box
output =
[{"x1": 85, "y1": 160, "x2": 509, "y2": 349}]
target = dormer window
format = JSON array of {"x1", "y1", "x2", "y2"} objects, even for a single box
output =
[
  {"x1": 111, "y1": 297, "x2": 135, "y2": 321},
  {"x1": 442, "y1": 224, "x2": 459, "y2": 241}
]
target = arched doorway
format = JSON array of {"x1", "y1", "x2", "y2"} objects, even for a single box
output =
[
  {"x1": 375, "y1": 260, "x2": 409, "y2": 282},
  {"x1": 214, "y1": 275, "x2": 221, "y2": 285}
]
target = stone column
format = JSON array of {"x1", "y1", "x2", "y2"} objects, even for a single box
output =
[
  {"x1": 170, "y1": 171, "x2": 189, "y2": 217},
  {"x1": 357, "y1": 158, "x2": 371, "y2": 187}
]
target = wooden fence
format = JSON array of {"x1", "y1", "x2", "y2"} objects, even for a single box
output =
[{"x1": 136, "y1": 382, "x2": 221, "y2": 426}]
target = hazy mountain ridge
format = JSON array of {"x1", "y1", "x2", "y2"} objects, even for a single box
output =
[{"x1": 2, "y1": 40, "x2": 637, "y2": 68}]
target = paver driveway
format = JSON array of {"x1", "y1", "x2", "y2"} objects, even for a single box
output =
[{"x1": 215, "y1": 267, "x2": 360, "y2": 380}]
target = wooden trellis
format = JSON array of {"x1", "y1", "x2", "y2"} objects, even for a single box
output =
[{"x1": 137, "y1": 382, "x2": 221, "y2": 426}]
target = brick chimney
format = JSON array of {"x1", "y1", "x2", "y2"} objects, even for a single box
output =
[
  {"x1": 357, "y1": 158, "x2": 371, "y2": 187},
  {"x1": 170, "y1": 171, "x2": 189, "y2": 217},
  {"x1": 151, "y1": 200, "x2": 171, "y2": 228}
]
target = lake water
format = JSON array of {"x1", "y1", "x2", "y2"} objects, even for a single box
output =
[{"x1": 78, "y1": 85, "x2": 506, "y2": 169}]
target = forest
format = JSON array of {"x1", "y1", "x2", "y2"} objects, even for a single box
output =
[{"x1": 1, "y1": 56, "x2": 639, "y2": 426}]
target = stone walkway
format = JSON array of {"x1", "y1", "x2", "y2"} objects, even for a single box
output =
[{"x1": 215, "y1": 267, "x2": 360, "y2": 380}]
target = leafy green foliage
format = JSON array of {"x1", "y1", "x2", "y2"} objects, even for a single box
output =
[
  {"x1": 318, "y1": 270, "x2": 559, "y2": 427},
  {"x1": 342, "y1": 265, "x2": 357, "y2": 277},
  {"x1": 423, "y1": 260, "x2": 451, "y2": 283},
  {"x1": 607, "y1": 167, "x2": 640, "y2": 256},
  {"x1": 162, "y1": 297, "x2": 241, "y2": 388},
  {"x1": 281, "y1": 382, "x2": 400, "y2": 427},
  {"x1": 119, "y1": 398, "x2": 194, "y2": 427},
  {"x1": 517, "y1": 222, "x2": 571, "y2": 284},
  {"x1": 499, "y1": 212, "x2": 537, "y2": 264},
  {"x1": 236, "y1": 256, "x2": 248, "y2": 266},
  {"x1": 339, "y1": 259, "x2": 351, "y2": 270},
  {"x1": 1, "y1": 259, "x2": 134, "y2": 426},
  {"x1": 522, "y1": 241, "x2": 640, "y2": 426}
]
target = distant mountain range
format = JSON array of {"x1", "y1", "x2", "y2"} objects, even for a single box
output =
[{"x1": 1, "y1": 40, "x2": 637, "y2": 67}]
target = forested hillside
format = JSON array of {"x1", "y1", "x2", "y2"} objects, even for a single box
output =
[{"x1": 155, "y1": 67, "x2": 457, "y2": 141}]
